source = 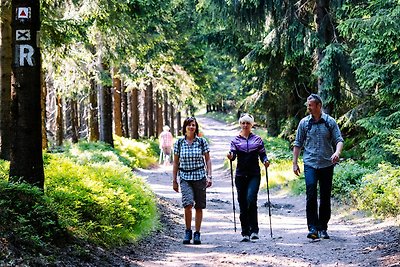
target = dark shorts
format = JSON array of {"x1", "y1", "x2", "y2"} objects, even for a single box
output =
[
  {"x1": 162, "y1": 146, "x2": 172, "y2": 155},
  {"x1": 180, "y1": 178, "x2": 207, "y2": 209}
]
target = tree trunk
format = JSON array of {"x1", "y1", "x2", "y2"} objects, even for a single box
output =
[
  {"x1": 143, "y1": 87, "x2": 149, "y2": 137},
  {"x1": 155, "y1": 91, "x2": 163, "y2": 136},
  {"x1": 170, "y1": 104, "x2": 175, "y2": 136},
  {"x1": 55, "y1": 94, "x2": 63, "y2": 146},
  {"x1": 10, "y1": 0, "x2": 44, "y2": 188},
  {"x1": 147, "y1": 81, "x2": 154, "y2": 137},
  {"x1": 177, "y1": 111, "x2": 182, "y2": 136},
  {"x1": 89, "y1": 76, "x2": 99, "y2": 141},
  {"x1": 163, "y1": 91, "x2": 169, "y2": 127},
  {"x1": 315, "y1": 0, "x2": 339, "y2": 115},
  {"x1": 98, "y1": 62, "x2": 113, "y2": 147},
  {"x1": 0, "y1": 0, "x2": 12, "y2": 160},
  {"x1": 69, "y1": 99, "x2": 79, "y2": 143},
  {"x1": 65, "y1": 99, "x2": 71, "y2": 139},
  {"x1": 112, "y1": 69, "x2": 123, "y2": 137},
  {"x1": 130, "y1": 88, "x2": 139, "y2": 139},
  {"x1": 79, "y1": 97, "x2": 87, "y2": 139},
  {"x1": 121, "y1": 82, "x2": 129, "y2": 138},
  {"x1": 41, "y1": 71, "x2": 47, "y2": 149}
]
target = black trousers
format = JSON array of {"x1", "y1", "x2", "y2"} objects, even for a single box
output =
[{"x1": 235, "y1": 175, "x2": 261, "y2": 236}]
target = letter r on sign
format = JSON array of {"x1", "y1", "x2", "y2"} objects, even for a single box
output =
[{"x1": 16, "y1": 44, "x2": 35, "y2": 66}]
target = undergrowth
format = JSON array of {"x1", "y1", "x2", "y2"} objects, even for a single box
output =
[{"x1": 0, "y1": 137, "x2": 159, "y2": 264}]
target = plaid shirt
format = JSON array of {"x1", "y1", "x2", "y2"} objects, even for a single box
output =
[
  {"x1": 174, "y1": 137, "x2": 210, "y2": 181},
  {"x1": 159, "y1": 131, "x2": 173, "y2": 148},
  {"x1": 294, "y1": 113, "x2": 344, "y2": 169}
]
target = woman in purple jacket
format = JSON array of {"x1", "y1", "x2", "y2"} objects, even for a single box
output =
[{"x1": 227, "y1": 113, "x2": 270, "y2": 242}]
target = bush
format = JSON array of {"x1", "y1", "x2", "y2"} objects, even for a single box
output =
[
  {"x1": 255, "y1": 129, "x2": 292, "y2": 161},
  {"x1": 0, "y1": 181, "x2": 67, "y2": 253},
  {"x1": 260, "y1": 159, "x2": 299, "y2": 190},
  {"x1": 355, "y1": 163, "x2": 400, "y2": 217},
  {"x1": 1, "y1": 138, "x2": 160, "y2": 250},
  {"x1": 287, "y1": 175, "x2": 306, "y2": 195},
  {"x1": 332, "y1": 160, "x2": 374, "y2": 202},
  {"x1": 44, "y1": 152, "x2": 158, "y2": 246},
  {"x1": 114, "y1": 136, "x2": 158, "y2": 169}
]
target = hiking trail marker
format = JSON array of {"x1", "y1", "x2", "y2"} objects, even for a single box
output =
[
  {"x1": 16, "y1": 29, "x2": 31, "y2": 41},
  {"x1": 13, "y1": 4, "x2": 37, "y2": 67},
  {"x1": 16, "y1": 44, "x2": 35, "y2": 66},
  {"x1": 17, "y1": 7, "x2": 31, "y2": 19},
  {"x1": 10, "y1": 0, "x2": 45, "y2": 189}
]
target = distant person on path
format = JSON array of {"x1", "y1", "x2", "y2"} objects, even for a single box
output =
[
  {"x1": 159, "y1": 125, "x2": 173, "y2": 166},
  {"x1": 227, "y1": 113, "x2": 270, "y2": 242},
  {"x1": 292, "y1": 93, "x2": 344, "y2": 240},
  {"x1": 172, "y1": 117, "x2": 212, "y2": 245}
]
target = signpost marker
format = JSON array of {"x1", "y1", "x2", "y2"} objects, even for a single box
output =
[{"x1": 10, "y1": 0, "x2": 44, "y2": 188}]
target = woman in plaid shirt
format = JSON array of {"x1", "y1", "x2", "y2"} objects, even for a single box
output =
[{"x1": 172, "y1": 117, "x2": 212, "y2": 245}]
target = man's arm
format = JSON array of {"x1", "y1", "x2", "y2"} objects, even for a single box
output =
[
  {"x1": 293, "y1": 146, "x2": 301, "y2": 176},
  {"x1": 331, "y1": 141, "x2": 343, "y2": 164}
]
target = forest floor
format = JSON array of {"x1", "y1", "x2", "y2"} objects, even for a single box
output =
[{"x1": 113, "y1": 116, "x2": 399, "y2": 267}]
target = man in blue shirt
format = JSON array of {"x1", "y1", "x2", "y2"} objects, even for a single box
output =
[{"x1": 293, "y1": 94, "x2": 344, "y2": 240}]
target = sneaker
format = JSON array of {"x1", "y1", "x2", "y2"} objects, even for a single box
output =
[
  {"x1": 319, "y1": 230, "x2": 330, "y2": 239},
  {"x1": 241, "y1": 235, "x2": 250, "y2": 242},
  {"x1": 193, "y1": 231, "x2": 201, "y2": 245},
  {"x1": 250, "y1": 233, "x2": 259, "y2": 240},
  {"x1": 183, "y1": 229, "x2": 192, "y2": 244},
  {"x1": 307, "y1": 228, "x2": 319, "y2": 240}
]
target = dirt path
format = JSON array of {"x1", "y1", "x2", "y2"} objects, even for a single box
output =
[{"x1": 127, "y1": 116, "x2": 399, "y2": 267}]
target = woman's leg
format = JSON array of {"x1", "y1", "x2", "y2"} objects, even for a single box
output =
[
  {"x1": 194, "y1": 208, "x2": 203, "y2": 232},
  {"x1": 235, "y1": 176, "x2": 250, "y2": 237},
  {"x1": 184, "y1": 205, "x2": 193, "y2": 230},
  {"x1": 247, "y1": 175, "x2": 261, "y2": 235}
]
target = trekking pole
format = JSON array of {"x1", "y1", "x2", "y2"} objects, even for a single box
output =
[
  {"x1": 229, "y1": 156, "x2": 237, "y2": 232},
  {"x1": 159, "y1": 150, "x2": 163, "y2": 164},
  {"x1": 265, "y1": 165, "x2": 273, "y2": 238}
]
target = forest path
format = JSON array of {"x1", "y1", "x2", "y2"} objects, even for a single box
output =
[{"x1": 129, "y1": 116, "x2": 399, "y2": 267}]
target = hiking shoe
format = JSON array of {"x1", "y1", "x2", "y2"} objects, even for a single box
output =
[
  {"x1": 241, "y1": 235, "x2": 250, "y2": 242},
  {"x1": 250, "y1": 233, "x2": 259, "y2": 240},
  {"x1": 307, "y1": 228, "x2": 319, "y2": 240},
  {"x1": 319, "y1": 230, "x2": 330, "y2": 239},
  {"x1": 183, "y1": 229, "x2": 192, "y2": 244},
  {"x1": 193, "y1": 231, "x2": 201, "y2": 245}
]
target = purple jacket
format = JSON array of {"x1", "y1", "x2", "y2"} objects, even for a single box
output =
[{"x1": 230, "y1": 133, "x2": 268, "y2": 176}]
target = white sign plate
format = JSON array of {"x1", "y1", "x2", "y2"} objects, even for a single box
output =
[
  {"x1": 17, "y1": 7, "x2": 31, "y2": 19},
  {"x1": 16, "y1": 30, "x2": 31, "y2": 41},
  {"x1": 16, "y1": 44, "x2": 35, "y2": 66}
]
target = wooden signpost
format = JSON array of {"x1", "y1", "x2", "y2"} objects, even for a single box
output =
[{"x1": 10, "y1": 0, "x2": 44, "y2": 188}]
